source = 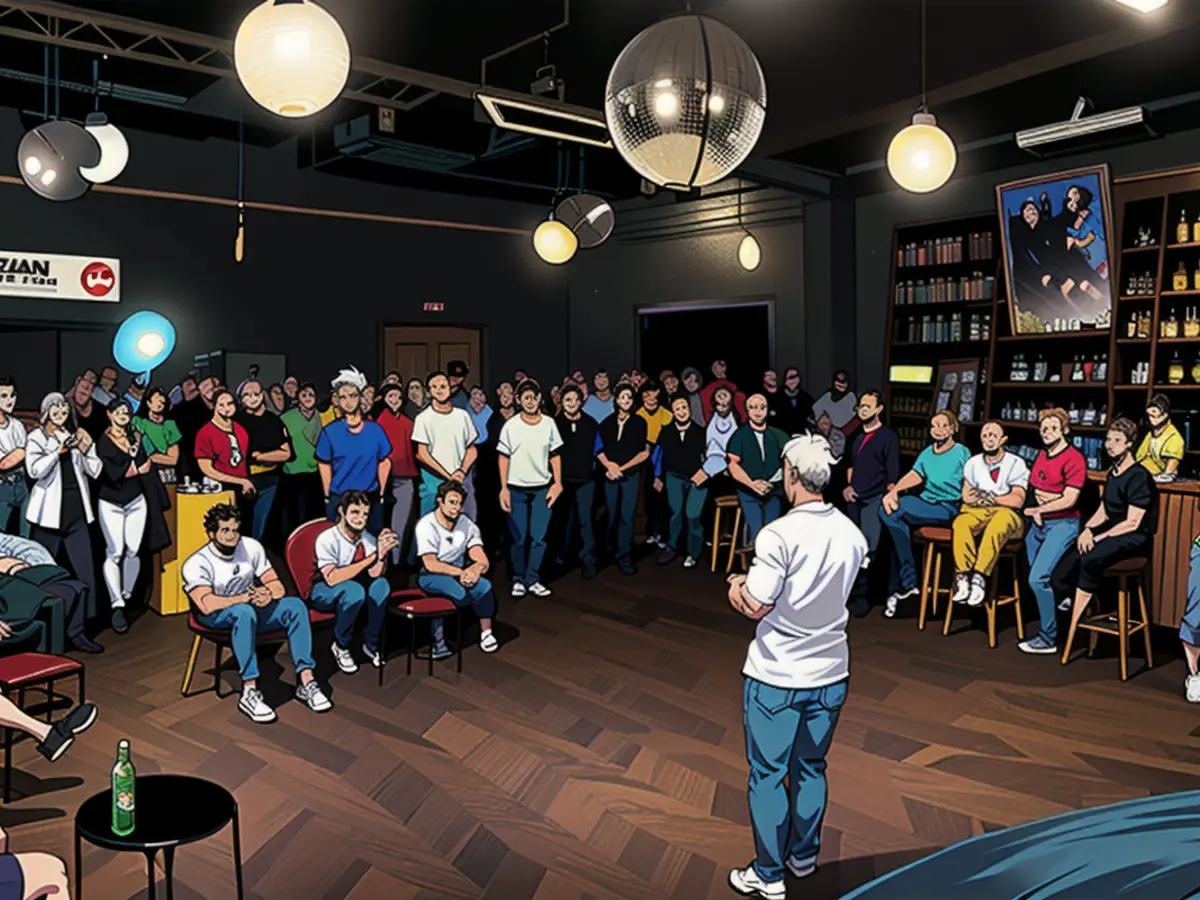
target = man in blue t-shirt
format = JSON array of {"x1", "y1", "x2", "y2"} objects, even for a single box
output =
[
  {"x1": 879, "y1": 410, "x2": 969, "y2": 618},
  {"x1": 315, "y1": 367, "x2": 392, "y2": 535}
]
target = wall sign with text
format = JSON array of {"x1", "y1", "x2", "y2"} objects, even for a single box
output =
[{"x1": 0, "y1": 251, "x2": 120, "y2": 303}]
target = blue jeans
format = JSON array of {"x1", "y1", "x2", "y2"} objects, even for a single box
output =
[
  {"x1": 417, "y1": 573, "x2": 497, "y2": 619},
  {"x1": 744, "y1": 677, "x2": 848, "y2": 882},
  {"x1": 0, "y1": 478, "x2": 30, "y2": 538},
  {"x1": 1181, "y1": 542, "x2": 1200, "y2": 646},
  {"x1": 562, "y1": 481, "x2": 596, "y2": 567},
  {"x1": 309, "y1": 577, "x2": 390, "y2": 653},
  {"x1": 879, "y1": 496, "x2": 959, "y2": 593},
  {"x1": 196, "y1": 596, "x2": 315, "y2": 684},
  {"x1": 605, "y1": 471, "x2": 641, "y2": 561},
  {"x1": 665, "y1": 472, "x2": 708, "y2": 559},
  {"x1": 507, "y1": 486, "x2": 552, "y2": 584},
  {"x1": 738, "y1": 489, "x2": 783, "y2": 544},
  {"x1": 249, "y1": 476, "x2": 278, "y2": 542},
  {"x1": 1025, "y1": 517, "x2": 1080, "y2": 644},
  {"x1": 325, "y1": 493, "x2": 384, "y2": 535},
  {"x1": 848, "y1": 495, "x2": 883, "y2": 555}
]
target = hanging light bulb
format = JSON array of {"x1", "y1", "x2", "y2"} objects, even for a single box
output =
[
  {"x1": 533, "y1": 218, "x2": 578, "y2": 265},
  {"x1": 234, "y1": 0, "x2": 351, "y2": 118},
  {"x1": 738, "y1": 233, "x2": 762, "y2": 271},
  {"x1": 79, "y1": 112, "x2": 129, "y2": 184}
]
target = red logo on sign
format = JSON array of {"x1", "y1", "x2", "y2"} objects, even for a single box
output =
[{"x1": 81, "y1": 262, "x2": 115, "y2": 297}]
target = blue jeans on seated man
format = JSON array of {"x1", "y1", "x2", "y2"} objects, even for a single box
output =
[
  {"x1": 417, "y1": 572, "x2": 498, "y2": 650},
  {"x1": 1180, "y1": 542, "x2": 1200, "y2": 648},
  {"x1": 507, "y1": 485, "x2": 552, "y2": 585},
  {"x1": 196, "y1": 596, "x2": 315, "y2": 684},
  {"x1": 1025, "y1": 516, "x2": 1081, "y2": 645},
  {"x1": 879, "y1": 496, "x2": 959, "y2": 594},
  {"x1": 738, "y1": 488, "x2": 783, "y2": 545},
  {"x1": 743, "y1": 676, "x2": 848, "y2": 883},
  {"x1": 309, "y1": 576, "x2": 390, "y2": 654}
]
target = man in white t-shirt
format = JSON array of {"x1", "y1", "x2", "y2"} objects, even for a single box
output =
[
  {"x1": 309, "y1": 491, "x2": 399, "y2": 673},
  {"x1": 725, "y1": 433, "x2": 867, "y2": 899},
  {"x1": 951, "y1": 420, "x2": 1030, "y2": 607},
  {"x1": 0, "y1": 379, "x2": 30, "y2": 537},
  {"x1": 414, "y1": 480, "x2": 499, "y2": 656},
  {"x1": 412, "y1": 371, "x2": 479, "y2": 520},
  {"x1": 183, "y1": 503, "x2": 332, "y2": 724},
  {"x1": 496, "y1": 380, "x2": 563, "y2": 598}
]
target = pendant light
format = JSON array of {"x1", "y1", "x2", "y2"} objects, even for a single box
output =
[
  {"x1": 533, "y1": 217, "x2": 578, "y2": 265},
  {"x1": 887, "y1": 0, "x2": 956, "y2": 194},
  {"x1": 736, "y1": 180, "x2": 761, "y2": 271},
  {"x1": 79, "y1": 59, "x2": 129, "y2": 184}
]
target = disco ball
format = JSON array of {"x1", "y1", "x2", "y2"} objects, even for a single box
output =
[{"x1": 604, "y1": 15, "x2": 766, "y2": 190}]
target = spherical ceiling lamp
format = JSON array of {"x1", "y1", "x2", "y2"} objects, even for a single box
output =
[
  {"x1": 18, "y1": 120, "x2": 100, "y2": 202},
  {"x1": 79, "y1": 112, "x2": 129, "y2": 184},
  {"x1": 532, "y1": 218, "x2": 578, "y2": 265},
  {"x1": 738, "y1": 233, "x2": 762, "y2": 271},
  {"x1": 887, "y1": 111, "x2": 956, "y2": 194},
  {"x1": 555, "y1": 194, "x2": 615, "y2": 249},
  {"x1": 234, "y1": 0, "x2": 351, "y2": 118},
  {"x1": 114, "y1": 310, "x2": 176, "y2": 382},
  {"x1": 605, "y1": 15, "x2": 766, "y2": 190}
]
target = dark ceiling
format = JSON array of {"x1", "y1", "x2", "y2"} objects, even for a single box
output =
[{"x1": 0, "y1": 0, "x2": 1196, "y2": 202}]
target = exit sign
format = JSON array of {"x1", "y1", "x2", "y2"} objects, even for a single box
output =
[{"x1": 423, "y1": 302, "x2": 444, "y2": 312}]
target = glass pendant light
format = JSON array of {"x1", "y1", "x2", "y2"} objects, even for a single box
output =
[{"x1": 736, "y1": 181, "x2": 761, "y2": 271}]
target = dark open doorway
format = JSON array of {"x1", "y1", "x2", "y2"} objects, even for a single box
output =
[{"x1": 638, "y1": 301, "x2": 773, "y2": 392}]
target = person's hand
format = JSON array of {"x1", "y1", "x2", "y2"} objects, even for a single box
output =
[
  {"x1": 75, "y1": 430, "x2": 92, "y2": 453},
  {"x1": 250, "y1": 451, "x2": 262, "y2": 463},
  {"x1": 691, "y1": 470, "x2": 708, "y2": 487},
  {"x1": 499, "y1": 488, "x2": 512, "y2": 513},
  {"x1": 727, "y1": 573, "x2": 747, "y2": 587},
  {"x1": 1077, "y1": 527, "x2": 1095, "y2": 555},
  {"x1": 138, "y1": 461, "x2": 152, "y2": 475},
  {"x1": 0, "y1": 559, "x2": 21, "y2": 576},
  {"x1": 239, "y1": 478, "x2": 257, "y2": 496},
  {"x1": 882, "y1": 490, "x2": 900, "y2": 516},
  {"x1": 248, "y1": 586, "x2": 272, "y2": 607},
  {"x1": 605, "y1": 462, "x2": 622, "y2": 481},
  {"x1": 460, "y1": 563, "x2": 480, "y2": 587},
  {"x1": 546, "y1": 483, "x2": 562, "y2": 507},
  {"x1": 1024, "y1": 507, "x2": 1043, "y2": 528},
  {"x1": 843, "y1": 485, "x2": 858, "y2": 503},
  {"x1": 376, "y1": 530, "x2": 398, "y2": 559},
  {"x1": 653, "y1": 478, "x2": 663, "y2": 494},
  {"x1": 450, "y1": 469, "x2": 466, "y2": 483},
  {"x1": 752, "y1": 479, "x2": 772, "y2": 496}
]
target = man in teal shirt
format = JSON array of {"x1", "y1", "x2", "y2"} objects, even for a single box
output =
[
  {"x1": 726, "y1": 394, "x2": 791, "y2": 543},
  {"x1": 879, "y1": 410, "x2": 970, "y2": 617}
]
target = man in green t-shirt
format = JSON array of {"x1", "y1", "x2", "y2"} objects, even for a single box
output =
[
  {"x1": 280, "y1": 382, "x2": 324, "y2": 535},
  {"x1": 726, "y1": 394, "x2": 790, "y2": 543},
  {"x1": 132, "y1": 388, "x2": 183, "y2": 480}
]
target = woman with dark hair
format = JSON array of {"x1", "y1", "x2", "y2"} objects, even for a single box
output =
[
  {"x1": 402, "y1": 378, "x2": 427, "y2": 420},
  {"x1": 373, "y1": 383, "x2": 418, "y2": 564}
]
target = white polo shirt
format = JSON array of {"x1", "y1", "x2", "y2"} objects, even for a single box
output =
[
  {"x1": 414, "y1": 511, "x2": 483, "y2": 568},
  {"x1": 182, "y1": 538, "x2": 271, "y2": 598},
  {"x1": 411, "y1": 406, "x2": 478, "y2": 475},
  {"x1": 314, "y1": 524, "x2": 377, "y2": 570},
  {"x1": 0, "y1": 417, "x2": 26, "y2": 458},
  {"x1": 962, "y1": 451, "x2": 1030, "y2": 497},
  {"x1": 742, "y1": 502, "x2": 868, "y2": 689},
  {"x1": 496, "y1": 414, "x2": 563, "y2": 488}
]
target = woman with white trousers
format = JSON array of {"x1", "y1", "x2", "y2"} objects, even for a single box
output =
[{"x1": 93, "y1": 399, "x2": 151, "y2": 634}]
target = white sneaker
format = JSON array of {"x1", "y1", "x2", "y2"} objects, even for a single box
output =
[
  {"x1": 682, "y1": 556, "x2": 697, "y2": 569},
  {"x1": 238, "y1": 688, "x2": 276, "y2": 724},
  {"x1": 527, "y1": 582, "x2": 552, "y2": 597},
  {"x1": 645, "y1": 535, "x2": 660, "y2": 547},
  {"x1": 296, "y1": 680, "x2": 332, "y2": 712},
  {"x1": 511, "y1": 583, "x2": 527, "y2": 598},
  {"x1": 967, "y1": 572, "x2": 987, "y2": 607},
  {"x1": 884, "y1": 587, "x2": 917, "y2": 618},
  {"x1": 480, "y1": 629, "x2": 499, "y2": 653},
  {"x1": 362, "y1": 644, "x2": 382, "y2": 668},
  {"x1": 331, "y1": 643, "x2": 358, "y2": 674},
  {"x1": 1186, "y1": 674, "x2": 1200, "y2": 704},
  {"x1": 1057, "y1": 597, "x2": 1072, "y2": 612},
  {"x1": 728, "y1": 865, "x2": 785, "y2": 899},
  {"x1": 952, "y1": 573, "x2": 970, "y2": 604}
]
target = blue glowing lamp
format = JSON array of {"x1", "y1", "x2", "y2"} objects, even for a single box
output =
[{"x1": 113, "y1": 311, "x2": 176, "y2": 385}]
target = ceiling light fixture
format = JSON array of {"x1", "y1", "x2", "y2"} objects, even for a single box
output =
[
  {"x1": 533, "y1": 217, "x2": 578, "y2": 265},
  {"x1": 887, "y1": 0, "x2": 956, "y2": 194},
  {"x1": 736, "y1": 181, "x2": 761, "y2": 271},
  {"x1": 19, "y1": 120, "x2": 99, "y2": 202},
  {"x1": 234, "y1": 0, "x2": 351, "y2": 118},
  {"x1": 1112, "y1": 0, "x2": 1168, "y2": 11},
  {"x1": 555, "y1": 193, "x2": 615, "y2": 249},
  {"x1": 605, "y1": 14, "x2": 767, "y2": 190},
  {"x1": 475, "y1": 90, "x2": 613, "y2": 148},
  {"x1": 78, "y1": 60, "x2": 129, "y2": 184}
]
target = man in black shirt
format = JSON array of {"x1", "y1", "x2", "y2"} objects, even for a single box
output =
[
  {"x1": 1053, "y1": 416, "x2": 1157, "y2": 663},
  {"x1": 653, "y1": 395, "x2": 709, "y2": 568},
  {"x1": 69, "y1": 375, "x2": 108, "y2": 440},
  {"x1": 597, "y1": 384, "x2": 649, "y2": 575},
  {"x1": 237, "y1": 380, "x2": 292, "y2": 544},
  {"x1": 554, "y1": 385, "x2": 600, "y2": 579},
  {"x1": 777, "y1": 367, "x2": 815, "y2": 435}
]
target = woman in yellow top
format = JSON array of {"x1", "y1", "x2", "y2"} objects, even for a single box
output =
[{"x1": 1136, "y1": 393, "x2": 1184, "y2": 476}]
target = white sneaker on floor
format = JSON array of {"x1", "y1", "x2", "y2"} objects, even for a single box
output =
[
  {"x1": 511, "y1": 582, "x2": 527, "y2": 598},
  {"x1": 527, "y1": 582, "x2": 552, "y2": 597},
  {"x1": 331, "y1": 643, "x2": 358, "y2": 674},
  {"x1": 1057, "y1": 597, "x2": 1072, "y2": 612},
  {"x1": 884, "y1": 587, "x2": 917, "y2": 618},
  {"x1": 1186, "y1": 674, "x2": 1200, "y2": 704},
  {"x1": 480, "y1": 629, "x2": 499, "y2": 653},
  {"x1": 952, "y1": 573, "x2": 970, "y2": 604},
  {"x1": 238, "y1": 688, "x2": 276, "y2": 724},
  {"x1": 682, "y1": 556, "x2": 697, "y2": 569},
  {"x1": 967, "y1": 572, "x2": 987, "y2": 607},
  {"x1": 785, "y1": 855, "x2": 817, "y2": 879},
  {"x1": 728, "y1": 865, "x2": 785, "y2": 899},
  {"x1": 362, "y1": 644, "x2": 383, "y2": 668},
  {"x1": 645, "y1": 535, "x2": 660, "y2": 547},
  {"x1": 296, "y1": 681, "x2": 332, "y2": 712}
]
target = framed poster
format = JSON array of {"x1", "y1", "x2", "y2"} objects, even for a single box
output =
[
  {"x1": 995, "y1": 164, "x2": 1114, "y2": 335},
  {"x1": 934, "y1": 359, "x2": 981, "y2": 426}
]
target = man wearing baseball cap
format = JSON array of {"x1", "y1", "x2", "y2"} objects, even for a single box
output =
[{"x1": 447, "y1": 360, "x2": 471, "y2": 411}]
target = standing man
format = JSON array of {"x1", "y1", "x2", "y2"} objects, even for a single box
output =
[
  {"x1": 879, "y1": 411, "x2": 970, "y2": 618},
  {"x1": 727, "y1": 434, "x2": 867, "y2": 899},
  {"x1": 951, "y1": 421, "x2": 1029, "y2": 607},
  {"x1": 583, "y1": 370, "x2": 614, "y2": 423},
  {"x1": 69, "y1": 374, "x2": 108, "y2": 440},
  {"x1": 497, "y1": 380, "x2": 563, "y2": 598},
  {"x1": 842, "y1": 390, "x2": 899, "y2": 614},
  {"x1": 762, "y1": 369, "x2": 783, "y2": 426},
  {"x1": 0, "y1": 379, "x2": 29, "y2": 537},
  {"x1": 704, "y1": 386, "x2": 740, "y2": 480},
  {"x1": 637, "y1": 380, "x2": 672, "y2": 548},
  {"x1": 597, "y1": 384, "x2": 650, "y2": 575},
  {"x1": 727, "y1": 394, "x2": 791, "y2": 544},
  {"x1": 412, "y1": 371, "x2": 479, "y2": 519},
  {"x1": 554, "y1": 384, "x2": 600, "y2": 579},
  {"x1": 236, "y1": 380, "x2": 292, "y2": 542},
  {"x1": 682, "y1": 367, "x2": 706, "y2": 427},
  {"x1": 315, "y1": 367, "x2": 392, "y2": 535},
  {"x1": 446, "y1": 360, "x2": 471, "y2": 410},
  {"x1": 280, "y1": 382, "x2": 323, "y2": 537},
  {"x1": 777, "y1": 367, "x2": 815, "y2": 435},
  {"x1": 194, "y1": 389, "x2": 256, "y2": 509},
  {"x1": 813, "y1": 370, "x2": 858, "y2": 439},
  {"x1": 654, "y1": 394, "x2": 708, "y2": 568}
]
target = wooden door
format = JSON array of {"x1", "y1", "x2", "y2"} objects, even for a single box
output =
[{"x1": 381, "y1": 326, "x2": 483, "y2": 385}]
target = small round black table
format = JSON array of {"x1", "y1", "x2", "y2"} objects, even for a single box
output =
[{"x1": 74, "y1": 774, "x2": 243, "y2": 900}]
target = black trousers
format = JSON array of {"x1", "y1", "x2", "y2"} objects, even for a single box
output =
[
  {"x1": 43, "y1": 577, "x2": 88, "y2": 640},
  {"x1": 279, "y1": 471, "x2": 323, "y2": 539},
  {"x1": 30, "y1": 516, "x2": 98, "y2": 624},
  {"x1": 1050, "y1": 532, "x2": 1150, "y2": 597}
]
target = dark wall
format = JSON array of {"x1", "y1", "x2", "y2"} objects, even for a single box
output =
[
  {"x1": 0, "y1": 109, "x2": 568, "y2": 399},
  {"x1": 855, "y1": 128, "x2": 1200, "y2": 392}
]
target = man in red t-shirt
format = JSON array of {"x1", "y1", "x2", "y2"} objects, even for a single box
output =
[{"x1": 194, "y1": 390, "x2": 254, "y2": 499}]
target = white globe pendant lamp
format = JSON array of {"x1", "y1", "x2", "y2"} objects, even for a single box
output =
[
  {"x1": 79, "y1": 112, "x2": 129, "y2": 184},
  {"x1": 734, "y1": 181, "x2": 761, "y2": 271},
  {"x1": 533, "y1": 217, "x2": 578, "y2": 265},
  {"x1": 234, "y1": 0, "x2": 351, "y2": 118},
  {"x1": 887, "y1": 0, "x2": 956, "y2": 194}
]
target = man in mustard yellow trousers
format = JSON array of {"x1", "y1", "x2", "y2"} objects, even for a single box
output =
[{"x1": 952, "y1": 421, "x2": 1029, "y2": 607}]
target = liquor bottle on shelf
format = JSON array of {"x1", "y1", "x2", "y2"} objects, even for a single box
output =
[
  {"x1": 1082, "y1": 402, "x2": 1097, "y2": 426},
  {"x1": 1179, "y1": 209, "x2": 1190, "y2": 245},
  {"x1": 1098, "y1": 404, "x2": 1108, "y2": 427},
  {"x1": 1187, "y1": 308, "x2": 1200, "y2": 338},
  {"x1": 1194, "y1": 263, "x2": 1200, "y2": 291},
  {"x1": 112, "y1": 739, "x2": 135, "y2": 837},
  {"x1": 1193, "y1": 210, "x2": 1200, "y2": 244},
  {"x1": 1083, "y1": 356, "x2": 1094, "y2": 381},
  {"x1": 1027, "y1": 402, "x2": 1038, "y2": 423},
  {"x1": 1193, "y1": 352, "x2": 1200, "y2": 384},
  {"x1": 1166, "y1": 308, "x2": 1180, "y2": 339},
  {"x1": 1125, "y1": 272, "x2": 1137, "y2": 296},
  {"x1": 1070, "y1": 355, "x2": 1085, "y2": 382},
  {"x1": 1174, "y1": 262, "x2": 1189, "y2": 292},
  {"x1": 1138, "y1": 310, "x2": 1152, "y2": 339},
  {"x1": 1127, "y1": 310, "x2": 1138, "y2": 339},
  {"x1": 950, "y1": 313, "x2": 962, "y2": 342},
  {"x1": 981, "y1": 314, "x2": 991, "y2": 340},
  {"x1": 1170, "y1": 351, "x2": 1185, "y2": 385},
  {"x1": 1067, "y1": 403, "x2": 1081, "y2": 425},
  {"x1": 1001, "y1": 400, "x2": 1012, "y2": 420},
  {"x1": 1094, "y1": 353, "x2": 1108, "y2": 382},
  {"x1": 1033, "y1": 354, "x2": 1048, "y2": 382}
]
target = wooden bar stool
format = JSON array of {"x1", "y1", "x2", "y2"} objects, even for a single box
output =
[
  {"x1": 1061, "y1": 557, "x2": 1152, "y2": 681},
  {"x1": 915, "y1": 527, "x2": 952, "y2": 630},
  {"x1": 711, "y1": 496, "x2": 743, "y2": 573},
  {"x1": 942, "y1": 541, "x2": 1025, "y2": 647}
]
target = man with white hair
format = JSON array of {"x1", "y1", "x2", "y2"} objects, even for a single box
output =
[
  {"x1": 726, "y1": 432, "x2": 867, "y2": 899},
  {"x1": 315, "y1": 367, "x2": 392, "y2": 535}
]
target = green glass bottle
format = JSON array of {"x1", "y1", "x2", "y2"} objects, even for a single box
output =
[{"x1": 111, "y1": 739, "x2": 135, "y2": 836}]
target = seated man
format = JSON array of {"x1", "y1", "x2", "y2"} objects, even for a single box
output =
[
  {"x1": 879, "y1": 410, "x2": 970, "y2": 618},
  {"x1": 0, "y1": 532, "x2": 101, "y2": 654},
  {"x1": 951, "y1": 421, "x2": 1029, "y2": 607},
  {"x1": 310, "y1": 491, "x2": 398, "y2": 673},
  {"x1": 1182, "y1": 533, "x2": 1200, "y2": 703},
  {"x1": 726, "y1": 393, "x2": 790, "y2": 544},
  {"x1": 1136, "y1": 393, "x2": 1183, "y2": 479},
  {"x1": 0, "y1": 823, "x2": 70, "y2": 900},
  {"x1": 0, "y1": 692, "x2": 94, "y2": 764},
  {"x1": 183, "y1": 503, "x2": 332, "y2": 724},
  {"x1": 414, "y1": 481, "x2": 499, "y2": 656}
]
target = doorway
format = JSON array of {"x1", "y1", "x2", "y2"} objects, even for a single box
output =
[
  {"x1": 638, "y1": 301, "x2": 773, "y2": 389},
  {"x1": 380, "y1": 326, "x2": 483, "y2": 384}
]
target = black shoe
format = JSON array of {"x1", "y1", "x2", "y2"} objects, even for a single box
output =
[
  {"x1": 655, "y1": 548, "x2": 677, "y2": 566},
  {"x1": 111, "y1": 609, "x2": 129, "y2": 634},
  {"x1": 618, "y1": 559, "x2": 637, "y2": 576},
  {"x1": 36, "y1": 702, "x2": 98, "y2": 763},
  {"x1": 70, "y1": 635, "x2": 104, "y2": 654},
  {"x1": 847, "y1": 600, "x2": 871, "y2": 619},
  {"x1": 581, "y1": 565, "x2": 597, "y2": 580}
]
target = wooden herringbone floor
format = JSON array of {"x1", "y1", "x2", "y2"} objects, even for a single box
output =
[{"x1": 3, "y1": 559, "x2": 1198, "y2": 899}]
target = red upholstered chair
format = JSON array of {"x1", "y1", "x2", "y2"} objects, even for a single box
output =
[{"x1": 0, "y1": 652, "x2": 84, "y2": 802}]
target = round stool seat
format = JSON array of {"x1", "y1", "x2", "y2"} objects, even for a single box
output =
[
  {"x1": 715, "y1": 495, "x2": 739, "y2": 508},
  {"x1": 915, "y1": 526, "x2": 952, "y2": 543},
  {"x1": 1105, "y1": 557, "x2": 1148, "y2": 575}
]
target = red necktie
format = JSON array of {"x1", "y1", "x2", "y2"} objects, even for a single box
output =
[
  {"x1": 990, "y1": 468, "x2": 1001, "y2": 483},
  {"x1": 353, "y1": 543, "x2": 366, "y2": 563}
]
